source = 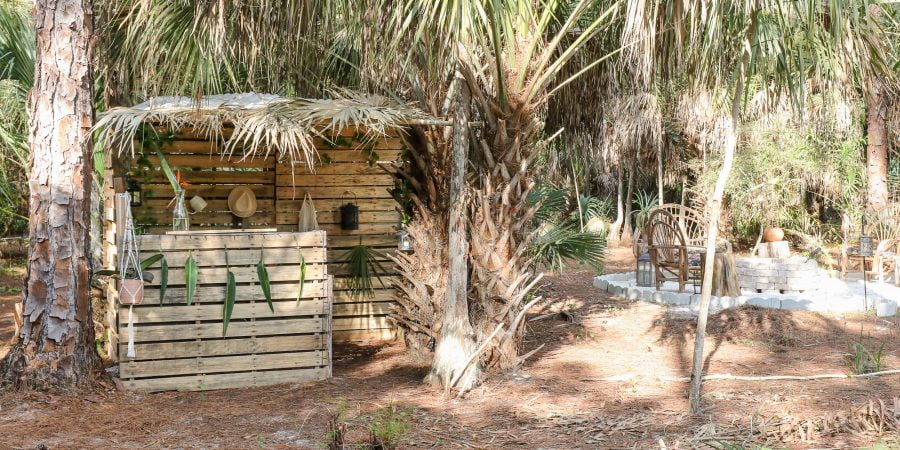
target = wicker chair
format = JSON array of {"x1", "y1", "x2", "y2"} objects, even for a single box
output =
[
  {"x1": 840, "y1": 205, "x2": 900, "y2": 282},
  {"x1": 647, "y1": 210, "x2": 705, "y2": 292}
]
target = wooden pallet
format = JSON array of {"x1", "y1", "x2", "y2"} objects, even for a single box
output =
[
  {"x1": 118, "y1": 231, "x2": 332, "y2": 392},
  {"x1": 127, "y1": 127, "x2": 402, "y2": 343}
]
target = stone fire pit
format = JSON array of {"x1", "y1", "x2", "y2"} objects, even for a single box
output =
[{"x1": 735, "y1": 256, "x2": 819, "y2": 294}]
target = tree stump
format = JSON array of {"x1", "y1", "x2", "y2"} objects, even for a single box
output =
[{"x1": 711, "y1": 247, "x2": 741, "y2": 297}]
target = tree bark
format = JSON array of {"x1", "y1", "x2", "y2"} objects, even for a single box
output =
[
  {"x1": 1, "y1": 0, "x2": 100, "y2": 389},
  {"x1": 608, "y1": 164, "x2": 624, "y2": 245},
  {"x1": 425, "y1": 70, "x2": 479, "y2": 390},
  {"x1": 866, "y1": 80, "x2": 889, "y2": 211},
  {"x1": 689, "y1": 14, "x2": 755, "y2": 413},
  {"x1": 657, "y1": 144, "x2": 664, "y2": 206},
  {"x1": 621, "y1": 162, "x2": 636, "y2": 243}
]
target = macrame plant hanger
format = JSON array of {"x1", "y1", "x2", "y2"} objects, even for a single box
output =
[{"x1": 118, "y1": 194, "x2": 143, "y2": 358}]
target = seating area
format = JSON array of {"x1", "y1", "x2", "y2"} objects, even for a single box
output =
[{"x1": 840, "y1": 205, "x2": 900, "y2": 283}]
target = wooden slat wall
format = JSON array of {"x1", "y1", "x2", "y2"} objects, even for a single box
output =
[
  {"x1": 117, "y1": 231, "x2": 331, "y2": 392},
  {"x1": 129, "y1": 126, "x2": 402, "y2": 342}
]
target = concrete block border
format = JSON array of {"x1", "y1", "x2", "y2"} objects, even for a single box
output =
[{"x1": 592, "y1": 272, "x2": 882, "y2": 315}]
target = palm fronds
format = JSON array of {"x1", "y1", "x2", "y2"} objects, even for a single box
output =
[
  {"x1": 341, "y1": 244, "x2": 388, "y2": 297},
  {"x1": 94, "y1": 92, "x2": 433, "y2": 169},
  {"x1": 529, "y1": 225, "x2": 607, "y2": 273}
]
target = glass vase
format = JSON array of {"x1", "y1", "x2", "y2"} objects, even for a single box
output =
[{"x1": 172, "y1": 191, "x2": 190, "y2": 231}]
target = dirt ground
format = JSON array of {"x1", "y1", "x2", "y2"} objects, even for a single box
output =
[{"x1": 0, "y1": 249, "x2": 898, "y2": 448}]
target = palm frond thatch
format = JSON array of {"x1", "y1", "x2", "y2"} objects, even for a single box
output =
[{"x1": 93, "y1": 91, "x2": 434, "y2": 168}]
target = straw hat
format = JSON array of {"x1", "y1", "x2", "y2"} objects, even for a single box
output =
[{"x1": 227, "y1": 187, "x2": 257, "y2": 218}]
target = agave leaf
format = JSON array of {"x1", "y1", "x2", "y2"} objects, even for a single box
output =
[
  {"x1": 257, "y1": 256, "x2": 273, "y2": 313},
  {"x1": 159, "y1": 257, "x2": 168, "y2": 305},
  {"x1": 184, "y1": 253, "x2": 198, "y2": 305},
  {"x1": 223, "y1": 271, "x2": 236, "y2": 336},
  {"x1": 295, "y1": 250, "x2": 306, "y2": 303},
  {"x1": 155, "y1": 149, "x2": 181, "y2": 195},
  {"x1": 140, "y1": 253, "x2": 164, "y2": 270}
]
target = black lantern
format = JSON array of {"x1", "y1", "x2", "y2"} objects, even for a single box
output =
[
  {"x1": 339, "y1": 191, "x2": 359, "y2": 230},
  {"x1": 126, "y1": 178, "x2": 142, "y2": 207},
  {"x1": 636, "y1": 252, "x2": 655, "y2": 287}
]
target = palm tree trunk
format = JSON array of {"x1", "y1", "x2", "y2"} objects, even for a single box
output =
[
  {"x1": 425, "y1": 71, "x2": 478, "y2": 390},
  {"x1": 1, "y1": 0, "x2": 99, "y2": 389},
  {"x1": 865, "y1": 80, "x2": 888, "y2": 211},
  {"x1": 689, "y1": 14, "x2": 755, "y2": 413}
]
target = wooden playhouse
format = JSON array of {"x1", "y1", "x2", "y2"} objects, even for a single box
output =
[{"x1": 97, "y1": 93, "x2": 426, "y2": 391}]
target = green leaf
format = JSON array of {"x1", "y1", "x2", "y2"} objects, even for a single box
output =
[
  {"x1": 257, "y1": 256, "x2": 273, "y2": 313},
  {"x1": 184, "y1": 253, "x2": 198, "y2": 305},
  {"x1": 159, "y1": 257, "x2": 168, "y2": 305},
  {"x1": 140, "y1": 253, "x2": 164, "y2": 270},
  {"x1": 223, "y1": 271, "x2": 236, "y2": 336},
  {"x1": 155, "y1": 148, "x2": 181, "y2": 195},
  {"x1": 295, "y1": 250, "x2": 306, "y2": 303}
]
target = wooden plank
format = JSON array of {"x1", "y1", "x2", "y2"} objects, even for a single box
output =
[
  {"x1": 144, "y1": 184, "x2": 273, "y2": 199},
  {"x1": 145, "y1": 280, "x2": 326, "y2": 304},
  {"x1": 276, "y1": 162, "x2": 391, "y2": 176},
  {"x1": 120, "y1": 335, "x2": 324, "y2": 361},
  {"x1": 138, "y1": 231, "x2": 325, "y2": 250},
  {"x1": 132, "y1": 317, "x2": 324, "y2": 342},
  {"x1": 312, "y1": 138, "x2": 403, "y2": 150},
  {"x1": 143, "y1": 199, "x2": 276, "y2": 211},
  {"x1": 135, "y1": 211, "x2": 275, "y2": 226},
  {"x1": 139, "y1": 247, "x2": 326, "y2": 268},
  {"x1": 144, "y1": 263, "x2": 326, "y2": 285},
  {"x1": 147, "y1": 153, "x2": 275, "y2": 169},
  {"x1": 127, "y1": 299, "x2": 327, "y2": 324},
  {"x1": 122, "y1": 367, "x2": 328, "y2": 392},
  {"x1": 276, "y1": 186, "x2": 393, "y2": 199},
  {"x1": 144, "y1": 171, "x2": 275, "y2": 185},
  {"x1": 275, "y1": 174, "x2": 395, "y2": 187},
  {"x1": 333, "y1": 328, "x2": 396, "y2": 342},
  {"x1": 333, "y1": 288, "x2": 395, "y2": 303},
  {"x1": 332, "y1": 276, "x2": 398, "y2": 290},
  {"x1": 327, "y1": 235, "x2": 397, "y2": 247},
  {"x1": 315, "y1": 149, "x2": 402, "y2": 162},
  {"x1": 332, "y1": 316, "x2": 391, "y2": 331},
  {"x1": 327, "y1": 249, "x2": 394, "y2": 263},
  {"x1": 276, "y1": 198, "x2": 396, "y2": 212},
  {"x1": 332, "y1": 302, "x2": 393, "y2": 316},
  {"x1": 276, "y1": 210, "x2": 400, "y2": 226},
  {"x1": 121, "y1": 350, "x2": 326, "y2": 379}
]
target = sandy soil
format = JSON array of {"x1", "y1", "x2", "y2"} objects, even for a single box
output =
[{"x1": 0, "y1": 249, "x2": 897, "y2": 448}]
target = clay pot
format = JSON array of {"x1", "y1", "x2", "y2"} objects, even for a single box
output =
[
  {"x1": 763, "y1": 227, "x2": 785, "y2": 242},
  {"x1": 118, "y1": 278, "x2": 144, "y2": 305}
]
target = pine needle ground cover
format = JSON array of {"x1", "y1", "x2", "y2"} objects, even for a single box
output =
[{"x1": 0, "y1": 250, "x2": 896, "y2": 448}]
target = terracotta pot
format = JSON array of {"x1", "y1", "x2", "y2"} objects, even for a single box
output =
[
  {"x1": 763, "y1": 227, "x2": 785, "y2": 243},
  {"x1": 118, "y1": 278, "x2": 144, "y2": 305}
]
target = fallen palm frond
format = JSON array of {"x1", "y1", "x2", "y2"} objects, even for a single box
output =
[{"x1": 94, "y1": 92, "x2": 434, "y2": 170}]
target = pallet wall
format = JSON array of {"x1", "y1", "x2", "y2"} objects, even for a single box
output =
[
  {"x1": 129, "y1": 126, "x2": 401, "y2": 342},
  {"x1": 119, "y1": 231, "x2": 331, "y2": 391}
]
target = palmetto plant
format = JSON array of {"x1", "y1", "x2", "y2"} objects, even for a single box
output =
[
  {"x1": 0, "y1": 3, "x2": 32, "y2": 234},
  {"x1": 527, "y1": 183, "x2": 608, "y2": 273}
]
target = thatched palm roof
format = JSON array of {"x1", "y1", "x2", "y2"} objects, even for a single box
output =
[{"x1": 95, "y1": 91, "x2": 435, "y2": 168}]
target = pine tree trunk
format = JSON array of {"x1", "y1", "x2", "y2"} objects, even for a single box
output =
[
  {"x1": 425, "y1": 72, "x2": 478, "y2": 390},
  {"x1": 1, "y1": 0, "x2": 100, "y2": 389},
  {"x1": 866, "y1": 80, "x2": 888, "y2": 211}
]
